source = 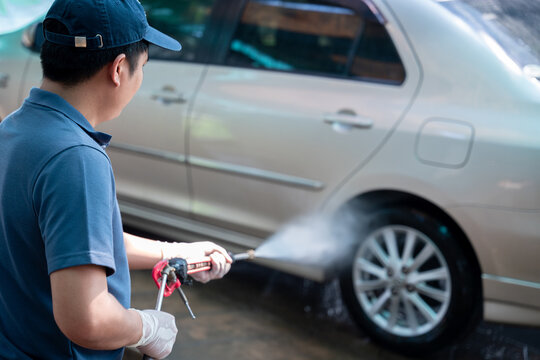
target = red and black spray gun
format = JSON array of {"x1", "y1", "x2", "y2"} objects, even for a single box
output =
[
  {"x1": 142, "y1": 250, "x2": 255, "y2": 360},
  {"x1": 149, "y1": 250, "x2": 256, "y2": 318}
]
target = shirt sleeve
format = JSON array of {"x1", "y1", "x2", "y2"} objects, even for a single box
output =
[{"x1": 33, "y1": 145, "x2": 117, "y2": 275}]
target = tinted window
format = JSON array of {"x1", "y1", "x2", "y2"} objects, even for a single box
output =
[
  {"x1": 350, "y1": 18, "x2": 405, "y2": 84},
  {"x1": 140, "y1": 0, "x2": 218, "y2": 61},
  {"x1": 226, "y1": 1, "x2": 361, "y2": 75},
  {"x1": 225, "y1": 0, "x2": 405, "y2": 84}
]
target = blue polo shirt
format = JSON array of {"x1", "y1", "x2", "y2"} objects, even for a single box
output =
[{"x1": 0, "y1": 88, "x2": 130, "y2": 359}]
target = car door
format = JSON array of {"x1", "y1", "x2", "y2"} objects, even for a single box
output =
[
  {"x1": 0, "y1": 29, "x2": 33, "y2": 121},
  {"x1": 97, "y1": 0, "x2": 220, "y2": 218},
  {"x1": 188, "y1": 0, "x2": 420, "y2": 237}
]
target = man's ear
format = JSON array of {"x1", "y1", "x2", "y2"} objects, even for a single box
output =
[{"x1": 109, "y1": 54, "x2": 127, "y2": 87}]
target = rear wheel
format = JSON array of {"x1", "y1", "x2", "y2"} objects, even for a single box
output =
[{"x1": 340, "y1": 207, "x2": 480, "y2": 355}]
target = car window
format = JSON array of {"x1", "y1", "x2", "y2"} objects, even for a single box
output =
[
  {"x1": 349, "y1": 13, "x2": 405, "y2": 84},
  {"x1": 140, "y1": 0, "x2": 218, "y2": 61},
  {"x1": 224, "y1": 0, "x2": 405, "y2": 84}
]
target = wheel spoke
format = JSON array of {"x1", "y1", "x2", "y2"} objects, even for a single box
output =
[
  {"x1": 369, "y1": 289, "x2": 391, "y2": 316},
  {"x1": 402, "y1": 291, "x2": 419, "y2": 332},
  {"x1": 408, "y1": 243, "x2": 435, "y2": 273},
  {"x1": 410, "y1": 267, "x2": 448, "y2": 284},
  {"x1": 368, "y1": 239, "x2": 389, "y2": 267},
  {"x1": 355, "y1": 278, "x2": 388, "y2": 292},
  {"x1": 408, "y1": 293, "x2": 438, "y2": 324},
  {"x1": 401, "y1": 230, "x2": 416, "y2": 265},
  {"x1": 357, "y1": 258, "x2": 386, "y2": 279},
  {"x1": 416, "y1": 283, "x2": 449, "y2": 303},
  {"x1": 386, "y1": 295, "x2": 400, "y2": 329},
  {"x1": 383, "y1": 229, "x2": 399, "y2": 264}
]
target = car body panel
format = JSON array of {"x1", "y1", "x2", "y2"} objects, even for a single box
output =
[
  {"x1": 18, "y1": 55, "x2": 41, "y2": 105},
  {"x1": 483, "y1": 275, "x2": 540, "y2": 325},
  {"x1": 189, "y1": 66, "x2": 419, "y2": 234},
  {"x1": 0, "y1": 30, "x2": 30, "y2": 120}
]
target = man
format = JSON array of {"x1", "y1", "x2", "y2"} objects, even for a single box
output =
[{"x1": 0, "y1": 0, "x2": 232, "y2": 359}]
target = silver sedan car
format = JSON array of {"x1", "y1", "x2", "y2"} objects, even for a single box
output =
[{"x1": 1, "y1": 0, "x2": 539, "y2": 355}]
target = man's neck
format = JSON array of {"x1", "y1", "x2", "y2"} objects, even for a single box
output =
[{"x1": 40, "y1": 78, "x2": 108, "y2": 128}]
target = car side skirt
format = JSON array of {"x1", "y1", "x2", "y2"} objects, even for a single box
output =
[{"x1": 483, "y1": 274, "x2": 540, "y2": 326}]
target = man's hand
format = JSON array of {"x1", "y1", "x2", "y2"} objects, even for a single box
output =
[
  {"x1": 124, "y1": 233, "x2": 233, "y2": 282},
  {"x1": 163, "y1": 241, "x2": 233, "y2": 283},
  {"x1": 130, "y1": 309, "x2": 178, "y2": 359}
]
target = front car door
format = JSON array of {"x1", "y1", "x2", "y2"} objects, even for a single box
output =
[
  {"x1": 188, "y1": 0, "x2": 421, "y2": 237},
  {"x1": 97, "y1": 0, "x2": 220, "y2": 220}
]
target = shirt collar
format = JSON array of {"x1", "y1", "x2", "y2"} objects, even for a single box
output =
[{"x1": 25, "y1": 87, "x2": 112, "y2": 148}]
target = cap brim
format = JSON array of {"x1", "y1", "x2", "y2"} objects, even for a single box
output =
[{"x1": 144, "y1": 26, "x2": 181, "y2": 51}]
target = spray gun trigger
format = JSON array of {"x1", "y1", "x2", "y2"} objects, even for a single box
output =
[{"x1": 177, "y1": 287, "x2": 196, "y2": 319}]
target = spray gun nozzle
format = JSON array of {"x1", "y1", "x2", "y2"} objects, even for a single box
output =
[{"x1": 231, "y1": 249, "x2": 256, "y2": 262}]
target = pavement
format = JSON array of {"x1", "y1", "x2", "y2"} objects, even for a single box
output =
[{"x1": 124, "y1": 262, "x2": 540, "y2": 360}]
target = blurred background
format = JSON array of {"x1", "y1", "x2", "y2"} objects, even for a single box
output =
[{"x1": 0, "y1": 0, "x2": 53, "y2": 34}]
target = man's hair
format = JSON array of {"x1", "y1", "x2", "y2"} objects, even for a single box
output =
[{"x1": 41, "y1": 19, "x2": 149, "y2": 86}]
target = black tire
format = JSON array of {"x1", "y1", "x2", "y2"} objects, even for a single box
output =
[{"x1": 340, "y1": 207, "x2": 480, "y2": 356}]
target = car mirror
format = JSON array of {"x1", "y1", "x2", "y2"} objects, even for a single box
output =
[{"x1": 21, "y1": 22, "x2": 44, "y2": 53}]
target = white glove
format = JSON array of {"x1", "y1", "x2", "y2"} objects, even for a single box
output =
[{"x1": 130, "y1": 309, "x2": 178, "y2": 359}]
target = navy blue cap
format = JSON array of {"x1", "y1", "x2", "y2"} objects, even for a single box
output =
[{"x1": 43, "y1": 0, "x2": 181, "y2": 51}]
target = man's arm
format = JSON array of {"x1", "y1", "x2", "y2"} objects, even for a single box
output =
[
  {"x1": 123, "y1": 232, "x2": 162, "y2": 269},
  {"x1": 50, "y1": 265, "x2": 177, "y2": 358},
  {"x1": 50, "y1": 265, "x2": 142, "y2": 349}
]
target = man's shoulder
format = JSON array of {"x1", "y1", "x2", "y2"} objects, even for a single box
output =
[
  {"x1": 48, "y1": 144, "x2": 111, "y2": 173},
  {"x1": 1, "y1": 103, "x2": 111, "y2": 188},
  {"x1": 16, "y1": 101, "x2": 107, "y2": 156}
]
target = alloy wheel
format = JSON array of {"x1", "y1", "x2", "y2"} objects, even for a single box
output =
[{"x1": 352, "y1": 225, "x2": 451, "y2": 337}]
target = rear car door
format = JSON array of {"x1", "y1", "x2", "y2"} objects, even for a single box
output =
[
  {"x1": 97, "y1": 0, "x2": 220, "y2": 218},
  {"x1": 188, "y1": 0, "x2": 420, "y2": 236}
]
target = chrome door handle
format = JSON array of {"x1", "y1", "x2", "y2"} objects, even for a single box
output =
[
  {"x1": 324, "y1": 113, "x2": 373, "y2": 129},
  {"x1": 151, "y1": 86, "x2": 187, "y2": 105},
  {"x1": 0, "y1": 73, "x2": 9, "y2": 88}
]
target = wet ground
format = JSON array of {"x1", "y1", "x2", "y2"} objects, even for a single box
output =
[{"x1": 124, "y1": 261, "x2": 540, "y2": 360}]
